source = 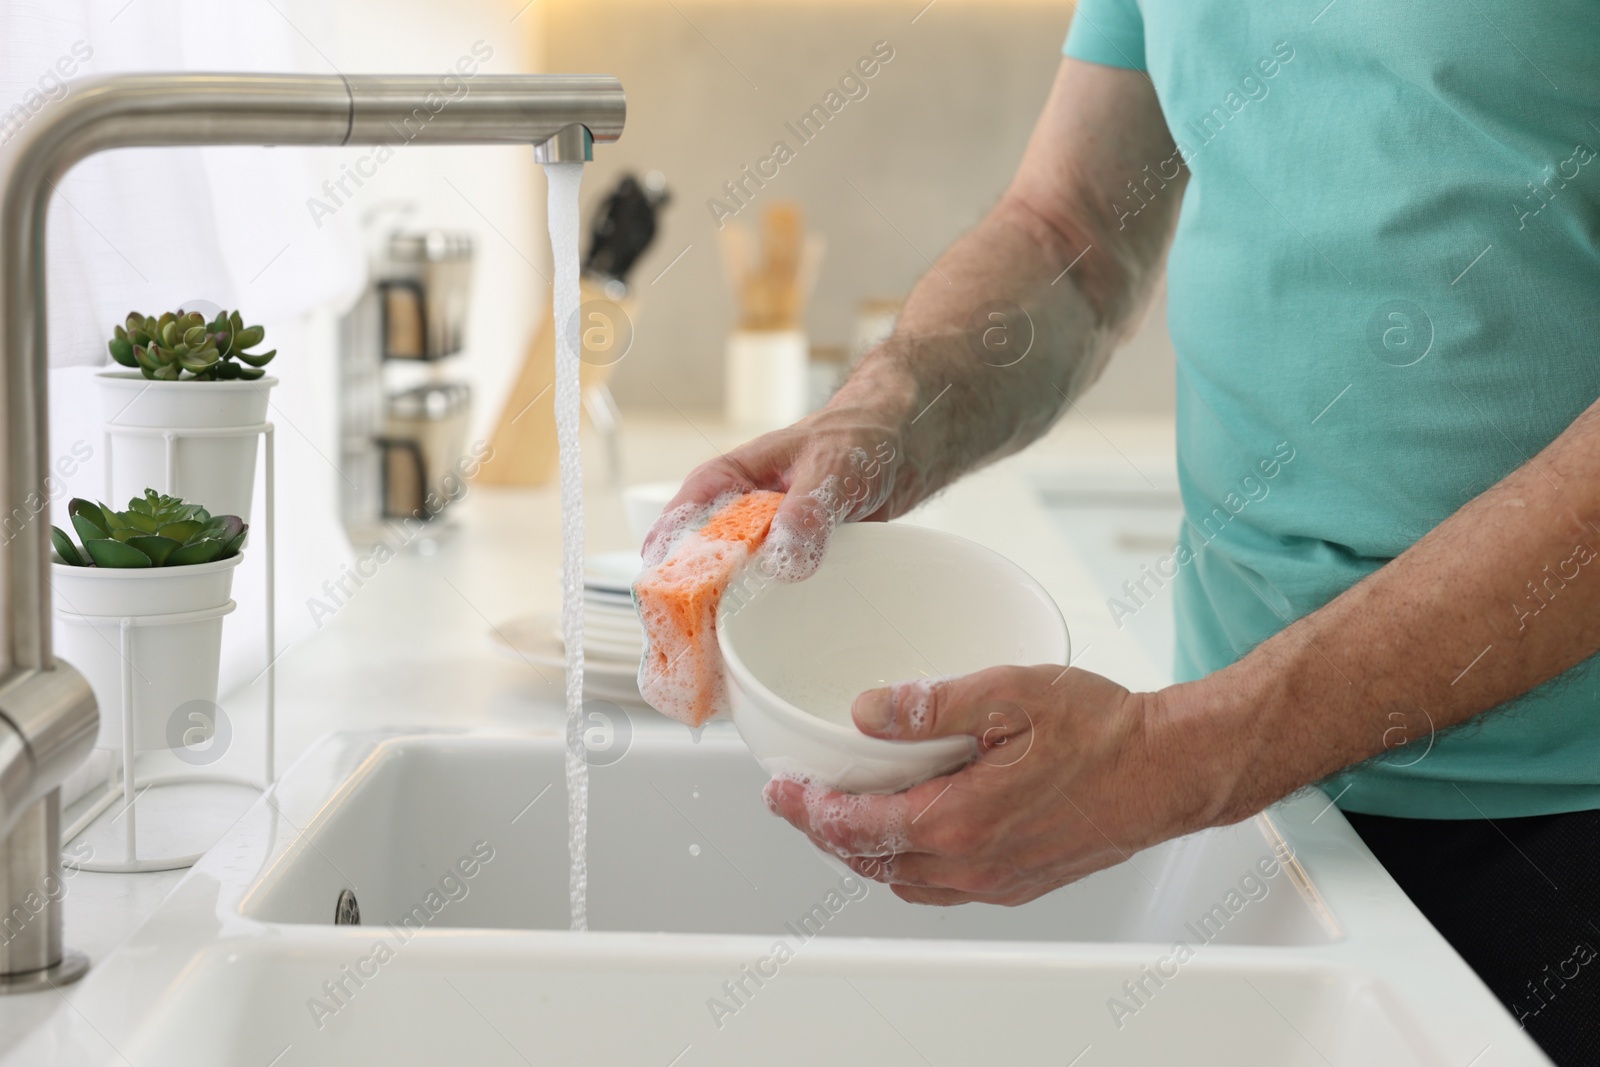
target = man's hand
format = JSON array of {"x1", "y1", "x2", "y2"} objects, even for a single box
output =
[
  {"x1": 641, "y1": 362, "x2": 918, "y2": 581},
  {"x1": 763, "y1": 666, "x2": 1224, "y2": 906}
]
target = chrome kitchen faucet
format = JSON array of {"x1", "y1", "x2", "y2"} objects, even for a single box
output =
[{"x1": 0, "y1": 72, "x2": 624, "y2": 991}]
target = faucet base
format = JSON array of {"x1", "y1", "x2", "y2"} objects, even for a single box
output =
[{"x1": 0, "y1": 948, "x2": 88, "y2": 995}]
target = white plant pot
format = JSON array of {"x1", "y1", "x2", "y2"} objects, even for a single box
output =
[
  {"x1": 97, "y1": 370, "x2": 276, "y2": 523},
  {"x1": 725, "y1": 330, "x2": 809, "y2": 431},
  {"x1": 52, "y1": 555, "x2": 240, "y2": 752}
]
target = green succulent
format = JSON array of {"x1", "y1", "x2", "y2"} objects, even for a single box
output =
[
  {"x1": 108, "y1": 308, "x2": 275, "y2": 382},
  {"x1": 51, "y1": 490, "x2": 247, "y2": 568}
]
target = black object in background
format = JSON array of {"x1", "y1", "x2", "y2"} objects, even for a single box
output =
[{"x1": 582, "y1": 171, "x2": 670, "y2": 287}]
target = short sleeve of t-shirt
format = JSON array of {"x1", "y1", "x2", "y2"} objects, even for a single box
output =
[{"x1": 1061, "y1": 0, "x2": 1147, "y2": 72}]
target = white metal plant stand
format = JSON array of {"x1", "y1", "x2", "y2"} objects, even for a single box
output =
[{"x1": 62, "y1": 420, "x2": 277, "y2": 873}]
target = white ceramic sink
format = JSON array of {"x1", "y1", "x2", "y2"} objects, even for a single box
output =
[
  {"x1": 242, "y1": 732, "x2": 1329, "y2": 946},
  {"x1": 7, "y1": 726, "x2": 1550, "y2": 1066}
]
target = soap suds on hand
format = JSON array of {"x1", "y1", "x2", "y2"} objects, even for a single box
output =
[
  {"x1": 894, "y1": 677, "x2": 940, "y2": 733},
  {"x1": 764, "y1": 771, "x2": 911, "y2": 859},
  {"x1": 759, "y1": 473, "x2": 851, "y2": 583}
]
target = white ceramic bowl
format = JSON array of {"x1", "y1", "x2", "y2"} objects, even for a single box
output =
[{"x1": 720, "y1": 522, "x2": 1069, "y2": 794}]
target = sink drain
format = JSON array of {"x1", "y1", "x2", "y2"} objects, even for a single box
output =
[{"x1": 334, "y1": 889, "x2": 360, "y2": 926}]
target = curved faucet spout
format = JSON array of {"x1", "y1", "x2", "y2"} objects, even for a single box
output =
[{"x1": 0, "y1": 70, "x2": 624, "y2": 988}]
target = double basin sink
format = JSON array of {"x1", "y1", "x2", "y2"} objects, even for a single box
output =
[{"x1": 6, "y1": 724, "x2": 1548, "y2": 1065}]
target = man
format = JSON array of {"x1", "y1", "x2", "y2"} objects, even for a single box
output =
[{"x1": 649, "y1": 5, "x2": 1599, "y2": 1060}]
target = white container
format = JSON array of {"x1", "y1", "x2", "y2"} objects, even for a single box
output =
[
  {"x1": 621, "y1": 481, "x2": 680, "y2": 545},
  {"x1": 724, "y1": 329, "x2": 808, "y2": 431},
  {"x1": 52, "y1": 555, "x2": 241, "y2": 751},
  {"x1": 720, "y1": 522, "x2": 1070, "y2": 794},
  {"x1": 97, "y1": 370, "x2": 276, "y2": 522}
]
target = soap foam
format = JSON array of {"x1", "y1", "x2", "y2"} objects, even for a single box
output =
[
  {"x1": 634, "y1": 532, "x2": 747, "y2": 723},
  {"x1": 892, "y1": 676, "x2": 942, "y2": 734},
  {"x1": 642, "y1": 494, "x2": 722, "y2": 568},
  {"x1": 634, "y1": 490, "x2": 783, "y2": 727},
  {"x1": 759, "y1": 451, "x2": 899, "y2": 582},
  {"x1": 758, "y1": 475, "x2": 844, "y2": 583},
  {"x1": 765, "y1": 771, "x2": 910, "y2": 860}
]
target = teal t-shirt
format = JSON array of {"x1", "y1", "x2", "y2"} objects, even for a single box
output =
[{"x1": 1066, "y1": 2, "x2": 1600, "y2": 818}]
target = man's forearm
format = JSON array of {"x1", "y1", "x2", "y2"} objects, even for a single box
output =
[
  {"x1": 831, "y1": 188, "x2": 1169, "y2": 513},
  {"x1": 824, "y1": 61, "x2": 1185, "y2": 516},
  {"x1": 839, "y1": 198, "x2": 1112, "y2": 503},
  {"x1": 1168, "y1": 397, "x2": 1600, "y2": 828}
]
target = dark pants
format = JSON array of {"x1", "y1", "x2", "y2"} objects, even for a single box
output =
[{"x1": 1344, "y1": 809, "x2": 1600, "y2": 1067}]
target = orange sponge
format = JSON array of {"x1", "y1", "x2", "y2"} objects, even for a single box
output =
[
  {"x1": 635, "y1": 491, "x2": 783, "y2": 726},
  {"x1": 698, "y1": 490, "x2": 782, "y2": 547}
]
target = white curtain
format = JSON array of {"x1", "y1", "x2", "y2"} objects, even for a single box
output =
[{"x1": 3, "y1": 0, "x2": 367, "y2": 701}]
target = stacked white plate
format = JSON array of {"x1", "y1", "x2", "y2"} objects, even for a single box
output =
[{"x1": 490, "y1": 552, "x2": 648, "y2": 705}]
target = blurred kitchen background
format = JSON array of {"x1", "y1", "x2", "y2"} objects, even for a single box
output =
[
  {"x1": 11, "y1": 0, "x2": 1177, "y2": 701},
  {"x1": 545, "y1": 0, "x2": 1175, "y2": 416}
]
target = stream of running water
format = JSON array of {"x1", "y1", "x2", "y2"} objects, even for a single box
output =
[{"x1": 544, "y1": 159, "x2": 588, "y2": 931}]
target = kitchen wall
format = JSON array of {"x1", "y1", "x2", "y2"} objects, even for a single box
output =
[{"x1": 536, "y1": 0, "x2": 1176, "y2": 418}]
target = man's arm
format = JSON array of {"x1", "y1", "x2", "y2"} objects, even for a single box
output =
[
  {"x1": 1184, "y1": 399, "x2": 1600, "y2": 826},
  {"x1": 870, "y1": 56, "x2": 1183, "y2": 504},
  {"x1": 645, "y1": 59, "x2": 1183, "y2": 575}
]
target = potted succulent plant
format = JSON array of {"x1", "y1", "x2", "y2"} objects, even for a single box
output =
[
  {"x1": 97, "y1": 308, "x2": 277, "y2": 524},
  {"x1": 51, "y1": 490, "x2": 247, "y2": 752}
]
